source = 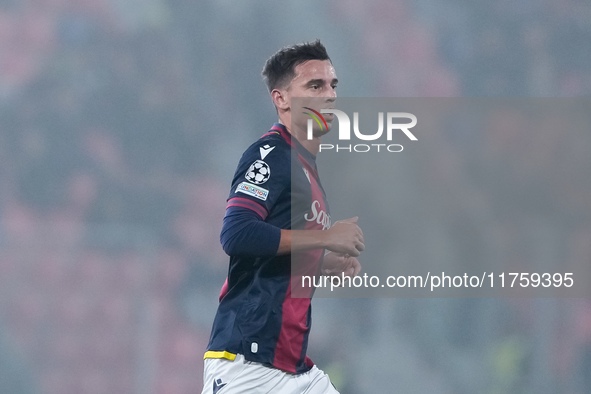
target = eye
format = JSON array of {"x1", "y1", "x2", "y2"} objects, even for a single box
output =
[{"x1": 311, "y1": 85, "x2": 319, "y2": 90}]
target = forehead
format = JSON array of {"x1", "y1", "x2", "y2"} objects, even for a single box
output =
[{"x1": 291, "y1": 59, "x2": 336, "y2": 83}]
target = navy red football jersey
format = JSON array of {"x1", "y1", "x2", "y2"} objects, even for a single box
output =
[{"x1": 204, "y1": 123, "x2": 331, "y2": 374}]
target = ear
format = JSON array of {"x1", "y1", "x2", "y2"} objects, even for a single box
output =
[{"x1": 271, "y1": 88, "x2": 290, "y2": 111}]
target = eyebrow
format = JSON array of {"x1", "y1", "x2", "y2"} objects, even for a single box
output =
[{"x1": 306, "y1": 78, "x2": 339, "y2": 87}]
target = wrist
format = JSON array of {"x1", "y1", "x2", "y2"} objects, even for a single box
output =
[{"x1": 316, "y1": 230, "x2": 329, "y2": 249}]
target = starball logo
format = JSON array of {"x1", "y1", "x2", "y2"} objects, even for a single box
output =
[{"x1": 304, "y1": 108, "x2": 418, "y2": 153}]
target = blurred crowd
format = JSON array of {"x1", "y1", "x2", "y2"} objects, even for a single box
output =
[{"x1": 0, "y1": 0, "x2": 590, "y2": 393}]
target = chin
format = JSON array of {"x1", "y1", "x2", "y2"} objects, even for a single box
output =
[
  {"x1": 314, "y1": 122, "x2": 332, "y2": 137},
  {"x1": 313, "y1": 128, "x2": 330, "y2": 138}
]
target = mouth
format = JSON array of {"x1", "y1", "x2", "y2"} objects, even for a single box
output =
[{"x1": 320, "y1": 104, "x2": 335, "y2": 117}]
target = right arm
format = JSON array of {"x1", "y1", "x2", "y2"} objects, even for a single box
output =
[
  {"x1": 221, "y1": 206, "x2": 364, "y2": 257},
  {"x1": 277, "y1": 217, "x2": 364, "y2": 256},
  {"x1": 221, "y1": 138, "x2": 363, "y2": 258}
]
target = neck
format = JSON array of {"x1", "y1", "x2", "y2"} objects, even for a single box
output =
[
  {"x1": 278, "y1": 115, "x2": 320, "y2": 155},
  {"x1": 287, "y1": 124, "x2": 321, "y2": 155}
]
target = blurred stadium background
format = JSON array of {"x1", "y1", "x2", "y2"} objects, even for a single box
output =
[{"x1": 1, "y1": 0, "x2": 590, "y2": 393}]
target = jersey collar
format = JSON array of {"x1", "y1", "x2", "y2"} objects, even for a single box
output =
[
  {"x1": 270, "y1": 123, "x2": 292, "y2": 146},
  {"x1": 270, "y1": 123, "x2": 317, "y2": 163}
]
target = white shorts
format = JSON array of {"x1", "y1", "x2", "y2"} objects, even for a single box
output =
[{"x1": 201, "y1": 354, "x2": 340, "y2": 394}]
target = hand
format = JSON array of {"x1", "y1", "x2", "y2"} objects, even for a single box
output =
[
  {"x1": 322, "y1": 252, "x2": 362, "y2": 277},
  {"x1": 322, "y1": 217, "x2": 365, "y2": 257}
]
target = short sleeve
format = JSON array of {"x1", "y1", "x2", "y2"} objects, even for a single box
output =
[{"x1": 226, "y1": 136, "x2": 290, "y2": 220}]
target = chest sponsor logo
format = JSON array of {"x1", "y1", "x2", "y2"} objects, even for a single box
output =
[
  {"x1": 236, "y1": 182, "x2": 269, "y2": 201},
  {"x1": 304, "y1": 200, "x2": 331, "y2": 230}
]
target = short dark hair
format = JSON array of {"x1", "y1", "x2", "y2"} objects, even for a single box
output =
[{"x1": 262, "y1": 40, "x2": 331, "y2": 92}]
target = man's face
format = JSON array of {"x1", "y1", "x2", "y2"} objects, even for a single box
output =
[{"x1": 285, "y1": 59, "x2": 337, "y2": 137}]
